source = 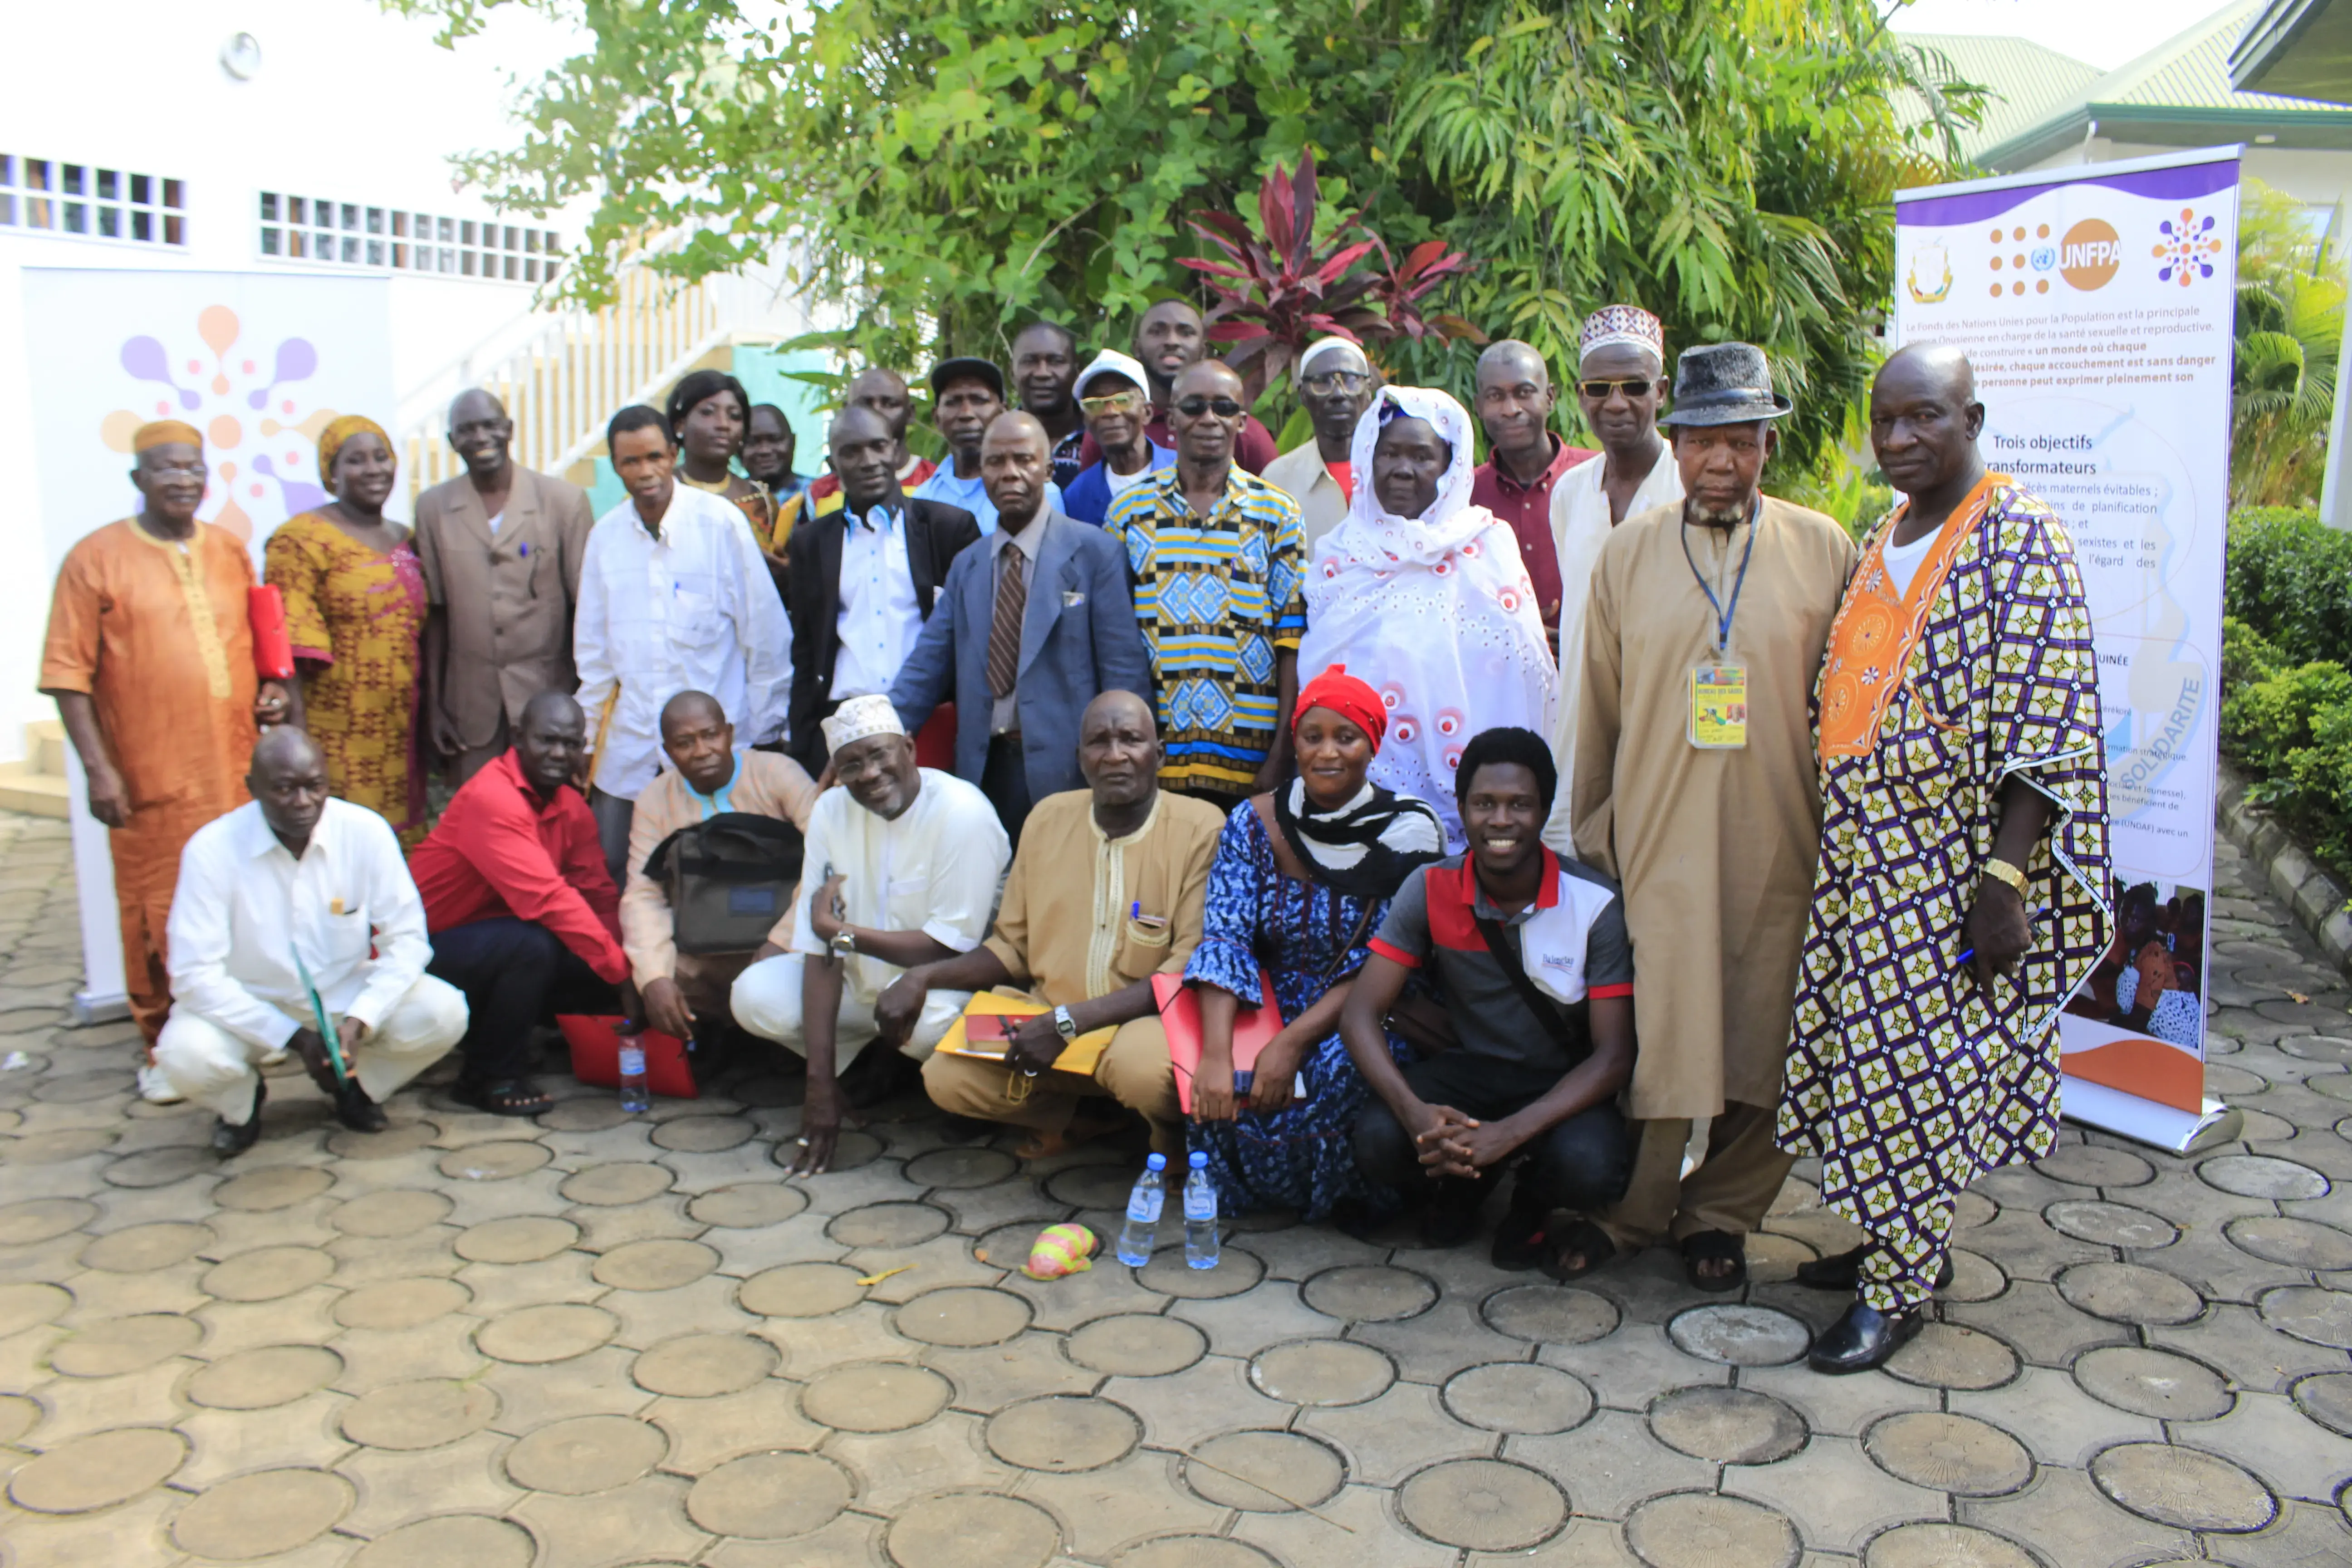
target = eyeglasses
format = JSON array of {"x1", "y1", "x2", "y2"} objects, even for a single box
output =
[
  {"x1": 1300, "y1": 370, "x2": 1369, "y2": 393},
  {"x1": 1174, "y1": 396, "x2": 1246, "y2": 418},
  {"x1": 1578, "y1": 378, "x2": 1655, "y2": 400},
  {"x1": 1078, "y1": 390, "x2": 1147, "y2": 416},
  {"x1": 142, "y1": 461, "x2": 207, "y2": 480}
]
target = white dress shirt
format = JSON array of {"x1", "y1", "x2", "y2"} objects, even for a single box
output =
[
  {"x1": 788, "y1": 769, "x2": 1010, "y2": 1009},
  {"x1": 575, "y1": 484, "x2": 793, "y2": 800},
  {"x1": 831, "y1": 500, "x2": 924, "y2": 700},
  {"x1": 165, "y1": 799, "x2": 436, "y2": 1052}
]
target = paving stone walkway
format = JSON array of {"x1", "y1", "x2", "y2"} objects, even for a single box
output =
[{"x1": 0, "y1": 807, "x2": 2349, "y2": 1567}]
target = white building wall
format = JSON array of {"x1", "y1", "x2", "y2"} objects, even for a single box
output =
[
  {"x1": 0, "y1": 0, "x2": 588, "y2": 762},
  {"x1": 2027, "y1": 137, "x2": 2352, "y2": 210}
]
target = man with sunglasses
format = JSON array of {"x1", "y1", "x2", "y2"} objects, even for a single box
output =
[
  {"x1": 1546, "y1": 306, "x2": 1685, "y2": 845},
  {"x1": 1075, "y1": 299, "x2": 1282, "y2": 475},
  {"x1": 1105, "y1": 360, "x2": 1308, "y2": 805},
  {"x1": 1061, "y1": 351, "x2": 1176, "y2": 525},
  {"x1": 1262, "y1": 337, "x2": 1377, "y2": 554},
  {"x1": 1470, "y1": 341, "x2": 1596, "y2": 641}
]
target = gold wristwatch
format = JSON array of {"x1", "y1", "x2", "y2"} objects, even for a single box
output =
[{"x1": 1980, "y1": 857, "x2": 2029, "y2": 897}]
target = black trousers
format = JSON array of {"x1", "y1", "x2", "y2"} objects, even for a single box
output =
[
  {"x1": 427, "y1": 917, "x2": 619, "y2": 1084},
  {"x1": 981, "y1": 731, "x2": 1034, "y2": 848},
  {"x1": 1352, "y1": 1050, "x2": 1633, "y2": 1215}
]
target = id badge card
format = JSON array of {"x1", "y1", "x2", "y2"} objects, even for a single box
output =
[{"x1": 1689, "y1": 661, "x2": 1748, "y2": 749}]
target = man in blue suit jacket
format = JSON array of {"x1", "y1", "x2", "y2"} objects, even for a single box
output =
[{"x1": 891, "y1": 413, "x2": 1152, "y2": 845}]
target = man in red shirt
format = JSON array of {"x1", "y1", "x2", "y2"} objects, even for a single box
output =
[
  {"x1": 1469, "y1": 340, "x2": 1595, "y2": 642},
  {"x1": 411, "y1": 691, "x2": 627, "y2": 1115}
]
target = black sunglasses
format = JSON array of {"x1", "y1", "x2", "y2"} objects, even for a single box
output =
[
  {"x1": 1578, "y1": 378, "x2": 1655, "y2": 400},
  {"x1": 1174, "y1": 396, "x2": 1247, "y2": 418}
]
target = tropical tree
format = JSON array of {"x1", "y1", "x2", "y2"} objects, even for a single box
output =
[
  {"x1": 390, "y1": 0, "x2": 1978, "y2": 468},
  {"x1": 2233, "y1": 179, "x2": 2344, "y2": 508}
]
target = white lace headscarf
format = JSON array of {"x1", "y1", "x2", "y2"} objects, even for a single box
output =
[{"x1": 1299, "y1": 386, "x2": 1557, "y2": 847}]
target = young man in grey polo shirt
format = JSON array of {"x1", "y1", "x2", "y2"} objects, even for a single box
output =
[{"x1": 1337, "y1": 727, "x2": 1637, "y2": 1275}]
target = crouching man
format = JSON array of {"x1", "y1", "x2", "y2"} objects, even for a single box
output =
[{"x1": 157, "y1": 728, "x2": 466, "y2": 1155}]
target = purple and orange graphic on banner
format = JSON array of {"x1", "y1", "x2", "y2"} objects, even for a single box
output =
[{"x1": 94, "y1": 304, "x2": 338, "y2": 544}]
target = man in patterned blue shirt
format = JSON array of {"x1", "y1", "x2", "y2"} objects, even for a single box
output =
[{"x1": 1105, "y1": 360, "x2": 1306, "y2": 808}]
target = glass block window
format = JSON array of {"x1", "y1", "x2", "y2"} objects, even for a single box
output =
[
  {"x1": 258, "y1": 192, "x2": 560, "y2": 282},
  {"x1": 0, "y1": 155, "x2": 186, "y2": 245}
]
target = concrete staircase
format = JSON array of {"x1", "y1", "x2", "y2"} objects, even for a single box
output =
[{"x1": 0, "y1": 721, "x2": 69, "y2": 818}]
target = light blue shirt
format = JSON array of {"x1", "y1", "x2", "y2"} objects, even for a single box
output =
[{"x1": 911, "y1": 465, "x2": 1065, "y2": 536}]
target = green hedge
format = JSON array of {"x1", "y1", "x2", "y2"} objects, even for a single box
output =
[{"x1": 2221, "y1": 508, "x2": 2352, "y2": 875}]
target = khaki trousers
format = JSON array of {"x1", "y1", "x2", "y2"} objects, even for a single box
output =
[
  {"x1": 1597, "y1": 1099, "x2": 1794, "y2": 1251},
  {"x1": 922, "y1": 1012, "x2": 1183, "y2": 1154}
]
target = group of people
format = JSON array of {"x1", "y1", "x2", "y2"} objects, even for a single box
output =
[{"x1": 44, "y1": 287, "x2": 2111, "y2": 1375}]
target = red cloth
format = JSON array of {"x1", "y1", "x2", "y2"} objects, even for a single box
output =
[
  {"x1": 1078, "y1": 408, "x2": 1280, "y2": 476},
  {"x1": 1294, "y1": 663, "x2": 1387, "y2": 749},
  {"x1": 1469, "y1": 436, "x2": 1595, "y2": 629},
  {"x1": 409, "y1": 750, "x2": 627, "y2": 984},
  {"x1": 1325, "y1": 459, "x2": 1354, "y2": 502}
]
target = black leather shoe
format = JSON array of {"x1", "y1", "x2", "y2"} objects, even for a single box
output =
[
  {"x1": 211, "y1": 1078, "x2": 266, "y2": 1156},
  {"x1": 334, "y1": 1079, "x2": 388, "y2": 1133},
  {"x1": 1795, "y1": 1244, "x2": 1954, "y2": 1293},
  {"x1": 1808, "y1": 1299, "x2": 1923, "y2": 1374}
]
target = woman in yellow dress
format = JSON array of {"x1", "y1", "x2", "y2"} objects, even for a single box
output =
[{"x1": 265, "y1": 414, "x2": 429, "y2": 843}]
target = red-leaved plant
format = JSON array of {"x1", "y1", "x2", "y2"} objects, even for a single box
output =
[{"x1": 1179, "y1": 151, "x2": 1481, "y2": 394}]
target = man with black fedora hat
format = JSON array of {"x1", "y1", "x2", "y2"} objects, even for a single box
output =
[
  {"x1": 1557, "y1": 341, "x2": 1857, "y2": 1290},
  {"x1": 913, "y1": 357, "x2": 1065, "y2": 536}
]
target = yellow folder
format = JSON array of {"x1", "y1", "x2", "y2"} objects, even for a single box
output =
[{"x1": 934, "y1": 991, "x2": 1117, "y2": 1077}]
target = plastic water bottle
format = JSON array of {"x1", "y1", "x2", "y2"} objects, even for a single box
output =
[
  {"x1": 617, "y1": 1038, "x2": 651, "y2": 1114},
  {"x1": 1182, "y1": 1151, "x2": 1220, "y2": 1269},
  {"x1": 1115, "y1": 1153, "x2": 1167, "y2": 1266}
]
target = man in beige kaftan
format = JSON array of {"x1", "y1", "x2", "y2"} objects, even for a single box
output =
[{"x1": 1569, "y1": 344, "x2": 1856, "y2": 1286}]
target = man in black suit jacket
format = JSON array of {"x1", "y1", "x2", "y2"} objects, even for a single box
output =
[{"x1": 785, "y1": 407, "x2": 981, "y2": 769}]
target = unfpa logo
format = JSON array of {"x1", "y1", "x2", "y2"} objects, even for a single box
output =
[{"x1": 2060, "y1": 220, "x2": 2121, "y2": 289}]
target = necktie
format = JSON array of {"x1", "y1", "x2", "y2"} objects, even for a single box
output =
[{"x1": 986, "y1": 551, "x2": 1027, "y2": 699}]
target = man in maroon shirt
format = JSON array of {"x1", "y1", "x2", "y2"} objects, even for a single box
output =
[
  {"x1": 1470, "y1": 340, "x2": 1596, "y2": 643},
  {"x1": 1077, "y1": 299, "x2": 1280, "y2": 475},
  {"x1": 411, "y1": 691, "x2": 627, "y2": 1115}
]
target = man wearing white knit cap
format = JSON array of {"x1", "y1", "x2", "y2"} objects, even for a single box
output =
[
  {"x1": 731, "y1": 694, "x2": 1010, "y2": 1172},
  {"x1": 1262, "y1": 337, "x2": 1377, "y2": 554},
  {"x1": 1544, "y1": 304, "x2": 1684, "y2": 853}
]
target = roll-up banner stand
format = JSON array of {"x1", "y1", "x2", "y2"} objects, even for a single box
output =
[{"x1": 1893, "y1": 147, "x2": 2244, "y2": 1155}]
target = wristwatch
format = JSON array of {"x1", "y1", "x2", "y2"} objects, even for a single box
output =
[
  {"x1": 829, "y1": 927, "x2": 858, "y2": 959},
  {"x1": 1980, "y1": 857, "x2": 2029, "y2": 897},
  {"x1": 1052, "y1": 1005, "x2": 1079, "y2": 1043}
]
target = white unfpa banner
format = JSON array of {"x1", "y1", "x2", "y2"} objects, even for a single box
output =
[{"x1": 1893, "y1": 147, "x2": 2239, "y2": 1152}]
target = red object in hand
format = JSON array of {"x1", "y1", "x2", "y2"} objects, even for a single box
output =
[{"x1": 249, "y1": 585, "x2": 295, "y2": 680}]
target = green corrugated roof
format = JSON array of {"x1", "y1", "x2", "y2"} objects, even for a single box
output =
[
  {"x1": 1976, "y1": 0, "x2": 2352, "y2": 166},
  {"x1": 1897, "y1": 33, "x2": 2105, "y2": 159}
]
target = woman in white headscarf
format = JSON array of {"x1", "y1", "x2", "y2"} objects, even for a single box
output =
[{"x1": 1298, "y1": 385, "x2": 1557, "y2": 846}]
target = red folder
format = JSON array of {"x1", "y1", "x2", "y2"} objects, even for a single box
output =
[
  {"x1": 1153, "y1": 970, "x2": 1284, "y2": 1114},
  {"x1": 557, "y1": 1014, "x2": 698, "y2": 1099},
  {"x1": 249, "y1": 585, "x2": 295, "y2": 680}
]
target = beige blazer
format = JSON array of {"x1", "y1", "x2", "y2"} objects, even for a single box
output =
[{"x1": 413, "y1": 464, "x2": 596, "y2": 751}]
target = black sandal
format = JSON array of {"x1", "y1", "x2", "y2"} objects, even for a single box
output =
[
  {"x1": 1541, "y1": 1220, "x2": 1616, "y2": 1281},
  {"x1": 1681, "y1": 1230, "x2": 1747, "y2": 1292},
  {"x1": 454, "y1": 1078, "x2": 555, "y2": 1117}
]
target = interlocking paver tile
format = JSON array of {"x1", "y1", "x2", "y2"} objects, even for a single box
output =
[{"x1": 10, "y1": 811, "x2": 2352, "y2": 1566}]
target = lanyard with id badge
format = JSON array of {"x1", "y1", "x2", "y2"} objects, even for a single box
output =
[{"x1": 1681, "y1": 500, "x2": 1757, "y2": 749}]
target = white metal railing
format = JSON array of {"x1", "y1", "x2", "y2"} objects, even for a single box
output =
[{"x1": 397, "y1": 242, "x2": 806, "y2": 498}]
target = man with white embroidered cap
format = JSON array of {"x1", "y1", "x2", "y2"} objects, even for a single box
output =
[
  {"x1": 1262, "y1": 337, "x2": 1377, "y2": 554},
  {"x1": 1059, "y1": 349, "x2": 1177, "y2": 526},
  {"x1": 1568, "y1": 342, "x2": 1855, "y2": 1290},
  {"x1": 1545, "y1": 305, "x2": 1684, "y2": 848},
  {"x1": 730, "y1": 694, "x2": 1010, "y2": 1173}
]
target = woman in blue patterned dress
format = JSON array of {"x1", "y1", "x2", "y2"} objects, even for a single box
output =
[{"x1": 1184, "y1": 666, "x2": 1446, "y2": 1220}]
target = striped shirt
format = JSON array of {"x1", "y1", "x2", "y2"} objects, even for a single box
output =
[{"x1": 1107, "y1": 467, "x2": 1307, "y2": 794}]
